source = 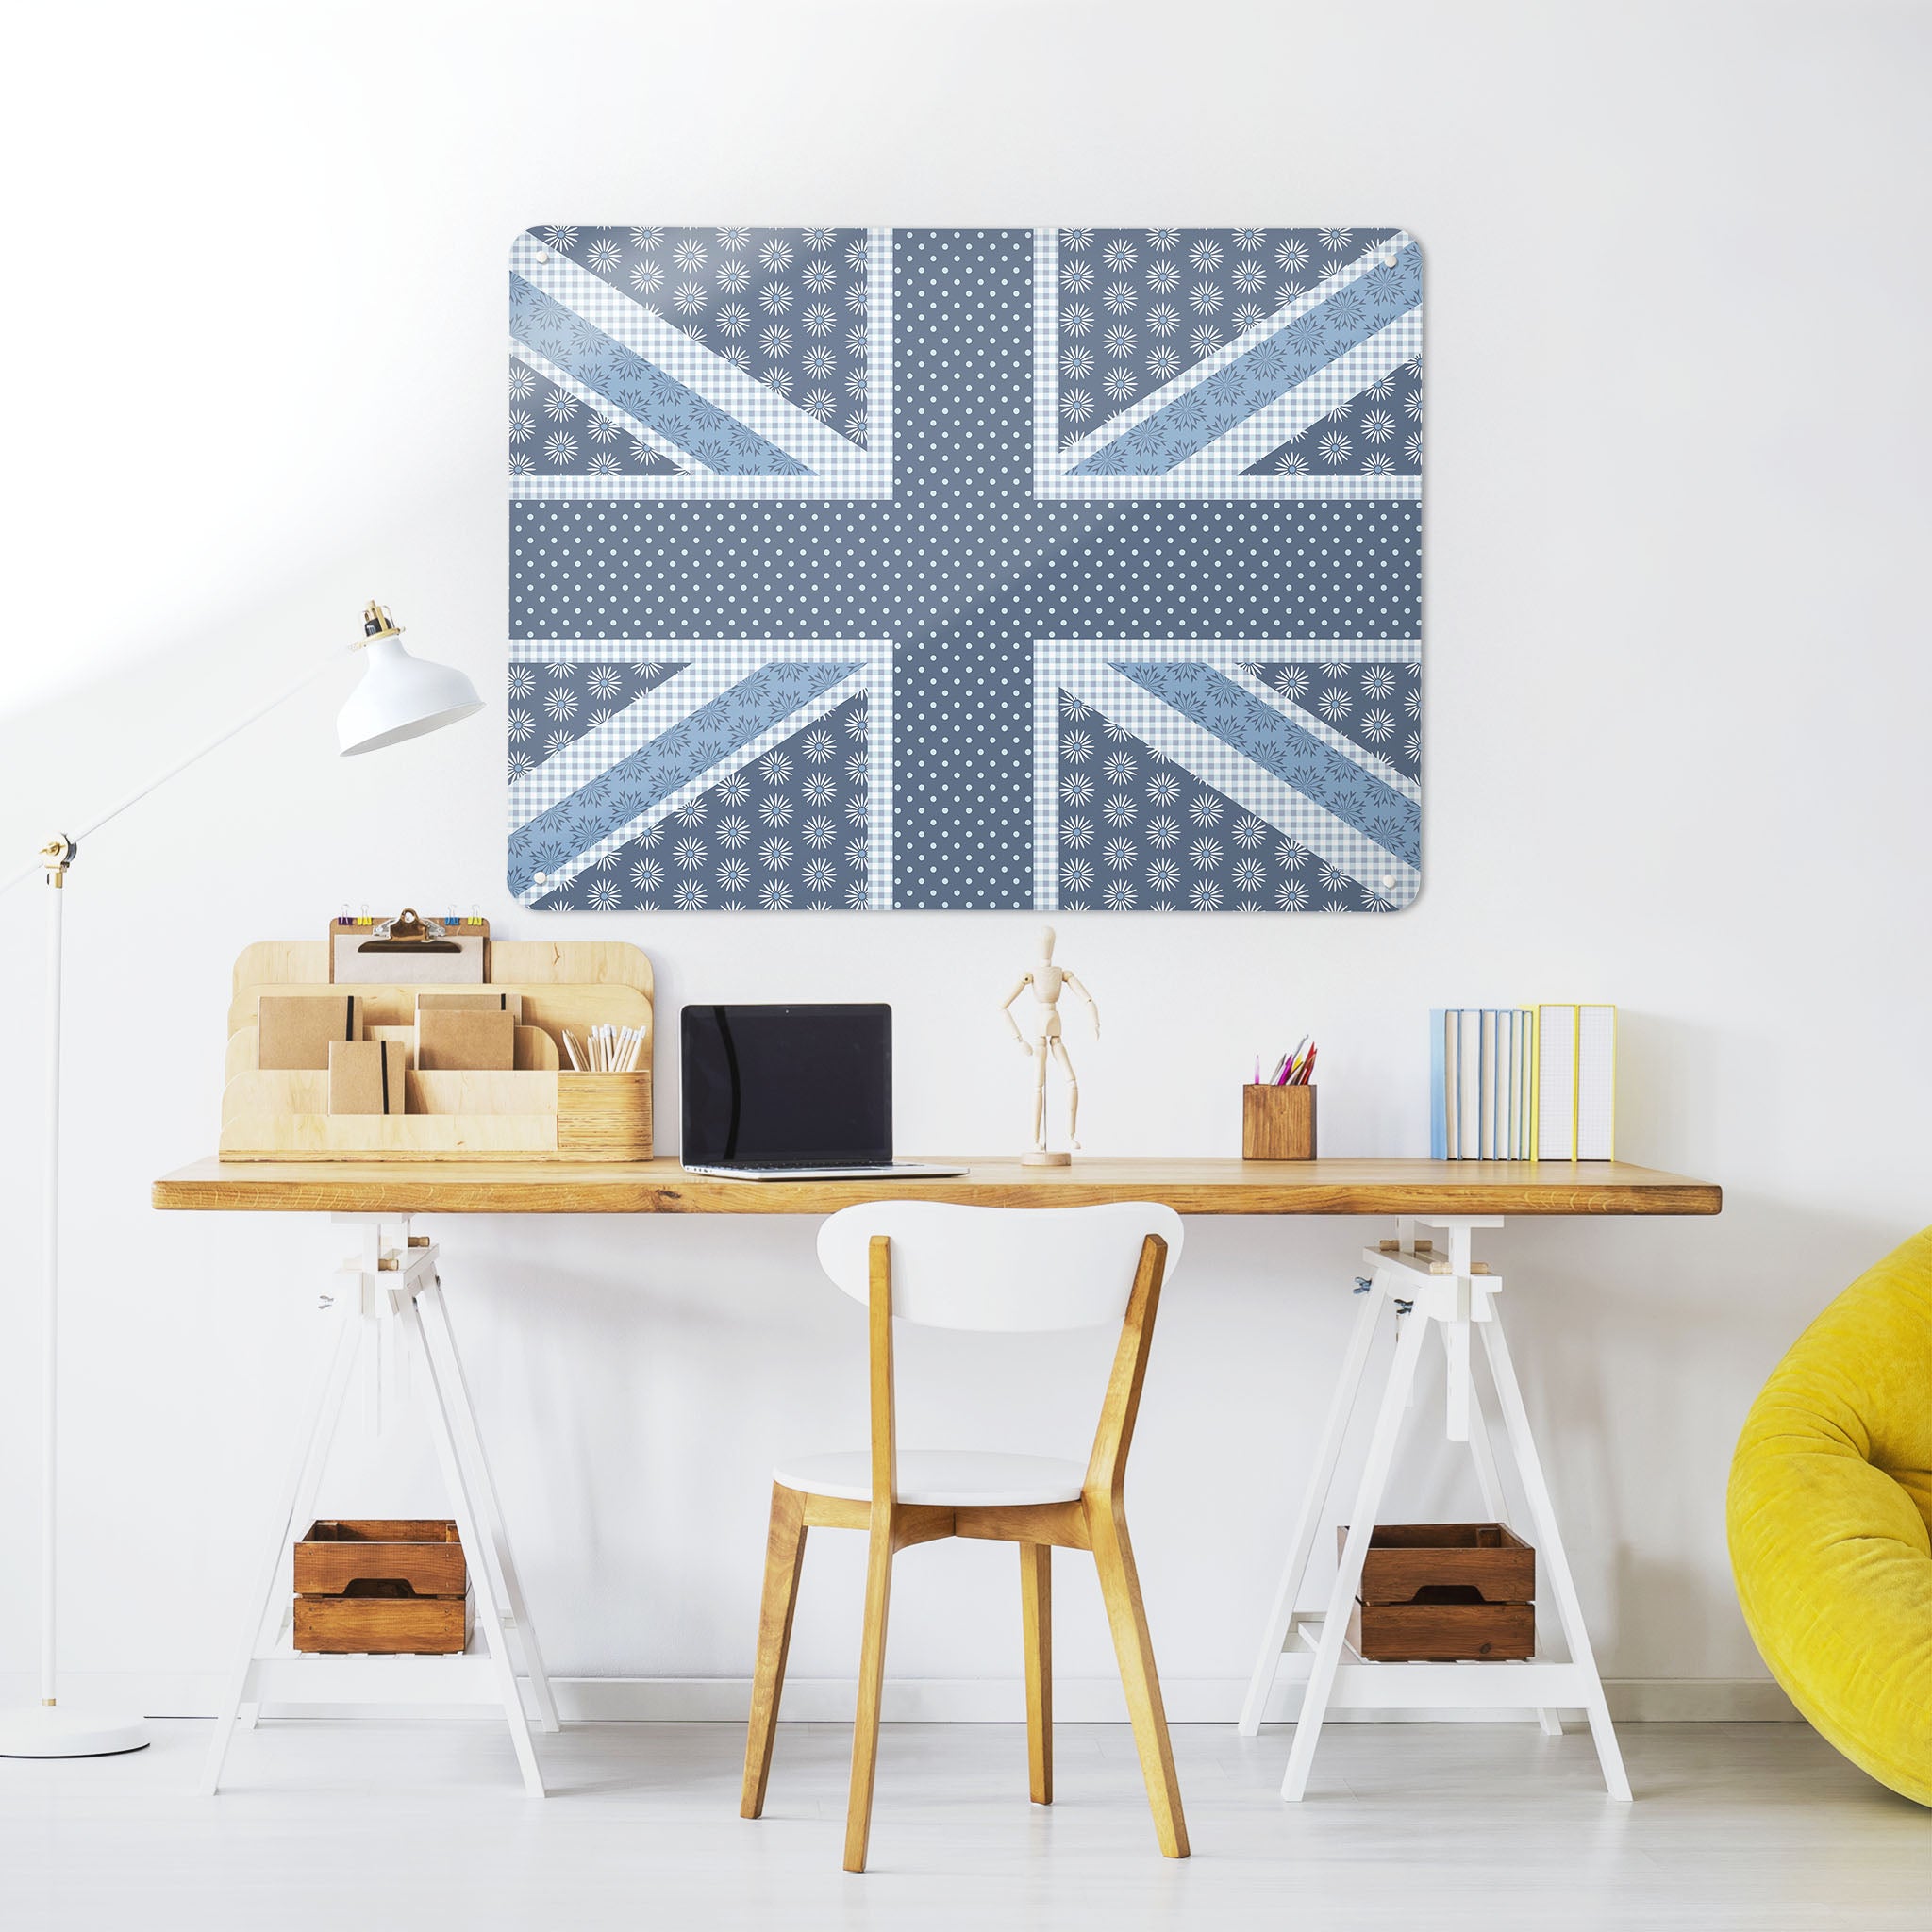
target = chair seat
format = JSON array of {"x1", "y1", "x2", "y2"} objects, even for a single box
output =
[{"x1": 774, "y1": 1449, "x2": 1088, "y2": 1507}]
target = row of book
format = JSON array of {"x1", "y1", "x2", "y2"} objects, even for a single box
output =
[{"x1": 1429, "y1": 1006, "x2": 1616, "y2": 1161}]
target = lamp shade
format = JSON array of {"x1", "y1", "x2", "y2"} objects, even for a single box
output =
[{"x1": 337, "y1": 634, "x2": 484, "y2": 757}]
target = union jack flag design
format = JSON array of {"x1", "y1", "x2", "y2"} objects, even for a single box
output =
[{"x1": 510, "y1": 227, "x2": 1422, "y2": 911}]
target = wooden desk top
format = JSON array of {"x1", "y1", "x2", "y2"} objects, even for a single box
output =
[{"x1": 152, "y1": 1156, "x2": 1721, "y2": 1218}]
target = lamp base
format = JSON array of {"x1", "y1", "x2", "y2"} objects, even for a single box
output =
[{"x1": 0, "y1": 1704, "x2": 150, "y2": 1758}]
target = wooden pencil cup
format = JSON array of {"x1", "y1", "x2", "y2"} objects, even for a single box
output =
[{"x1": 1243, "y1": 1084, "x2": 1317, "y2": 1160}]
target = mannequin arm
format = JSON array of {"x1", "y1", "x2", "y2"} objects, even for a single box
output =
[
  {"x1": 1000, "y1": 974, "x2": 1036, "y2": 1048},
  {"x1": 1062, "y1": 971, "x2": 1101, "y2": 1040}
]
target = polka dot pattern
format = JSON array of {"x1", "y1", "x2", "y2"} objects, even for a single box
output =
[{"x1": 511, "y1": 230, "x2": 1421, "y2": 909}]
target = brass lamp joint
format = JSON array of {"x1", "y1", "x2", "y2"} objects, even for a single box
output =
[
  {"x1": 40, "y1": 834, "x2": 75, "y2": 885},
  {"x1": 356, "y1": 600, "x2": 405, "y2": 650}
]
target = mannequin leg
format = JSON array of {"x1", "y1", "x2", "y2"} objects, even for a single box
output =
[{"x1": 1050, "y1": 1038, "x2": 1080, "y2": 1148}]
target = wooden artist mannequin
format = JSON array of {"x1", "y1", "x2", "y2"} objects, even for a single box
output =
[{"x1": 1000, "y1": 926, "x2": 1100, "y2": 1165}]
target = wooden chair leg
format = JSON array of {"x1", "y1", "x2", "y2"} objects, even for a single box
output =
[
  {"x1": 741, "y1": 1483, "x2": 808, "y2": 1820},
  {"x1": 1089, "y1": 1503, "x2": 1189, "y2": 1858},
  {"x1": 1020, "y1": 1541, "x2": 1053, "y2": 1805},
  {"x1": 843, "y1": 1522, "x2": 895, "y2": 1872}
]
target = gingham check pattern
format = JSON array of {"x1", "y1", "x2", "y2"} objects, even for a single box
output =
[
  {"x1": 1032, "y1": 640, "x2": 1421, "y2": 908},
  {"x1": 510, "y1": 639, "x2": 892, "y2": 908},
  {"x1": 509, "y1": 228, "x2": 893, "y2": 500},
  {"x1": 1033, "y1": 229, "x2": 1422, "y2": 500}
]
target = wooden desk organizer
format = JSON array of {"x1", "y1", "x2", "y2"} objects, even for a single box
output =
[{"x1": 220, "y1": 939, "x2": 653, "y2": 1162}]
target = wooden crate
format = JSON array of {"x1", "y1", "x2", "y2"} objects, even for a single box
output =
[
  {"x1": 293, "y1": 1519, "x2": 470, "y2": 1656},
  {"x1": 1341, "y1": 1522, "x2": 1535, "y2": 1661},
  {"x1": 1351, "y1": 1522, "x2": 1535, "y2": 1604},
  {"x1": 1347, "y1": 1597, "x2": 1534, "y2": 1661}
]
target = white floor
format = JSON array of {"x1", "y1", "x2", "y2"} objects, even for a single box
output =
[{"x1": 4, "y1": 1718, "x2": 1926, "y2": 1930}]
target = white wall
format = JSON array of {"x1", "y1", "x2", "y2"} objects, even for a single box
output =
[{"x1": 3, "y1": 0, "x2": 1928, "y2": 1714}]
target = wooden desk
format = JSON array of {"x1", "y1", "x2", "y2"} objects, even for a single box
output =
[
  {"x1": 157, "y1": 1153, "x2": 1717, "y2": 1804},
  {"x1": 153, "y1": 1155, "x2": 1720, "y2": 1219}
]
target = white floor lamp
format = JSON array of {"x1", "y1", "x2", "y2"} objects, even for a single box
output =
[{"x1": 0, "y1": 602, "x2": 482, "y2": 1757}]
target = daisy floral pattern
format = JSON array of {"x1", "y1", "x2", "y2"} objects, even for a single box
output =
[
  {"x1": 1047, "y1": 703, "x2": 1382, "y2": 913},
  {"x1": 1244, "y1": 356, "x2": 1422, "y2": 479},
  {"x1": 507, "y1": 658, "x2": 685, "y2": 776},
  {"x1": 511, "y1": 225, "x2": 891, "y2": 497},
  {"x1": 540, "y1": 226, "x2": 868, "y2": 441},
  {"x1": 1035, "y1": 641, "x2": 1419, "y2": 912},
  {"x1": 534, "y1": 695, "x2": 872, "y2": 911},
  {"x1": 510, "y1": 638, "x2": 891, "y2": 909},
  {"x1": 510, "y1": 358, "x2": 684, "y2": 480},
  {"x1": 1035, "y1": 226, "x2": 1420, "y2": 501},
  {"x1": 1246, "y1": 659, "x2": 1421, "y2": 780},
  {"x1": 1057, "y1": 228, "x2": 1397, "y2": 429}
]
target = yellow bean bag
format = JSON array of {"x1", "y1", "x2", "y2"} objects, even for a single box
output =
[{"x1": 1728, "y1": 1225, "x2": 1932, "y2": 1805}]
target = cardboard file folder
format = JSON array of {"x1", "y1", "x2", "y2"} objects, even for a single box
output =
[
  {"x1": 416, "y1": 1008, "x2": 516, "y2": 1072},
  {"x1": 415, "y1": 990, "x2": 525, "y2": 1024},
  {"x1": 258, "y1": 993, "x2": 362, "y2": 1071},
  {"x1": 328, "y1": 1039, "x2": 407, "y2": 1115}
]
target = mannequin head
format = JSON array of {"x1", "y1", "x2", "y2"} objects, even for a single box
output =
[{"x1": 1040, "y1": 925, "x2": 1057, "y2": 960}]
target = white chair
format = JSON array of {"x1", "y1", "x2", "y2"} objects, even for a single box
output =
[{"x1": 739, "y1": 1201, "x2": 1190, "y2": 1871}]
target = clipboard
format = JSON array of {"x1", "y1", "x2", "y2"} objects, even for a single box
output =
[{"x1": 329, "y1": 908, "x2": 489, "y2": 985}]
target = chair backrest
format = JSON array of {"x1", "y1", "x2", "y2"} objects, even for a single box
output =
[{"x1": 816, "y1": 1202, "x2": 1185, "y2": 1331}]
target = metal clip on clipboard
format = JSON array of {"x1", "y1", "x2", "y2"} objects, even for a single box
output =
[
  {"x1": 358, "y1": 908, "x2": 462, "y2": 956},
  {"x1": 329, "y1": 908, "x2": 491, "y2": 984}
]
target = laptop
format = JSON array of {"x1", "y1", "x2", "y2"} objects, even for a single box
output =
[{"x1": 679, "y1": 1004, "x2": 967, "y2": 1181}]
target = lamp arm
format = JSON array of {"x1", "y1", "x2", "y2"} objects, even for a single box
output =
[{"x1": 1, "y1": 650, "x2": 341, "y2": 895}]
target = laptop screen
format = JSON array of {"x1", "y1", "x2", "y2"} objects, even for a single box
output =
[{"x1": 681, "y1": 1004, "x2": 892, "y2": 1167}]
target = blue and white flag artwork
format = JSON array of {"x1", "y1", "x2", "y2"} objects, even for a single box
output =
[{"x1": 509, "y1": 227, "x2": 1422, "y2": 911}]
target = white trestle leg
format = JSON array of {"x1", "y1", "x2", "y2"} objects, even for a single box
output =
[
  {"x1": 1238, "y1": 1269, "x2": 1385, "y2": 1737},
  {"x1": 1478, "y1": 1309, "x2": 1630, "y2": 1798},
  {"x1": 402, "y1": 1292, "x2": 544, "y2": 1792},
  {"x1": 1240, "y1": 1217, "x2": 1628, "y2": 1801},
  {"x1": 415, "y1": 1279, "x2": 560, "y2": 1734},
  {"x1": 1279, "y1": 1296, "x2": 1431, "y2": 1800},
  {"x1": 199, "y1": 1217, "x2": 556, "y2": 1797},
  {"x1": 1462, "y1": 1346, "x2": 1563, "y2": 1738},
  {"x1": 197, "y1": 1295, "x2": 360, "y2": 1795}
]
